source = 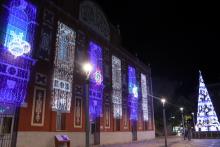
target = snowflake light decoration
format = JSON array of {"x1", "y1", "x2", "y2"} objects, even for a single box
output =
[{"x1": 94, "y1": 70, "x2": 103, "y2": 85}]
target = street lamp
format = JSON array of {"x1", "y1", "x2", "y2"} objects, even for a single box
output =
[
  {"x1": 191, "y1": 112, "x2": 195, "y2": 130},
  {"x1": 180, "y1": 107, "x2": 185, "y2": 138},
  {"x1": 161, "y1": 98, "x2": 168, "y2": 147},
  {"x1": 83, "y1": 62, "x2": 93, "y2": 147}
]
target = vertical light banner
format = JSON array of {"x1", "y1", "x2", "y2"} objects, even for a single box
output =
[
  {"x1": 112, "y1": 56, "x2": 122, "y2": 118},
  {"x1": 89, "y1": 42, "x2": 104, "y2": 121},
  {"x1": 4, "y1": 0, "x2": 36, "y2": 57},
  {"x1": 52, "y1": 22, "x2": 76, "y2": 112},
  {"x1": 128, "y1": 66, "x2": 138, "y2": 120},
  {"x1": 141, "y1": 73, "x2": 148, "y2": 121},
  {"x1": 0, "y1": 0, "x2": 36, "y2": 105}
]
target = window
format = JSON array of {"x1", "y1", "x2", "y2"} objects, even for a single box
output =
[
  {"x1": 0, "y1": 116, "x2": 13, "y2": 134},
  {"x1": 115, "y1": 118, "x2": 120, "y2": 131},
  {"x1": 56, "y1": 111, "x2": 65, "y2": 130}
]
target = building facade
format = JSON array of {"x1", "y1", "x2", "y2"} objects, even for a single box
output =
[{"x1": 0, "y1": 0, "x2": 155, "y2": 146}]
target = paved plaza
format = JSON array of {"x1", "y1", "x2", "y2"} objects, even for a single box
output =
[{"x1": 97, "y1": 136, "x2": 220, "y2": 147}]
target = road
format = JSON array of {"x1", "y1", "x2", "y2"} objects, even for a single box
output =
[{"x1": 97, "y1": 136, "x2": 220, "y2": 147}]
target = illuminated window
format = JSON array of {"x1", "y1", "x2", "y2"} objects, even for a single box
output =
[
  {"x1": 112, "y1": 56, "x2": 122, "y2": 118},
  {"x1": 141, "y1": 73, "x2": 148, "y2": 121},
  {"x1": 89, "y1": 42, "x2": 103, "y2": 121}
]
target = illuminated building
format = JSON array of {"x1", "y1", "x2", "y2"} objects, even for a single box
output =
[{"x1": 0, "y1": 0, "x2": 155, "y2": 146}]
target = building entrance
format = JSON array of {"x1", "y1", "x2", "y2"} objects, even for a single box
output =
[
  {"x1": 0, "y1": 104, "x2": 18, "y2": 147},
  {"x1": 132, "y1": 120, "x2": 137, "y2": 141},
  {"x1": 90, "y1": 117, "x2": 100, "y2": 145}
]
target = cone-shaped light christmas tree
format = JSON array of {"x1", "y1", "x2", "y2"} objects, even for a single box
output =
[{"x1": 195, "y1": 71, "x2": 220, "y2": 131}]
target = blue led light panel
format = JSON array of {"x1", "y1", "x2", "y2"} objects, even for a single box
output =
[
  {"x1": 128, "y1": 66, "x2": 138, "y2": 120},
  {"x1": 89, "y1": 42, "x2": 103, "y2": 121}
]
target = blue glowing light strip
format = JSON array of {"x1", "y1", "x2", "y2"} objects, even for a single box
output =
[
  {"x1": 89, "y1": 42, "x2": 103, "y2": 120},
  {"x1": 128, "y1": 66, "x2": 138, "y2": 120}
]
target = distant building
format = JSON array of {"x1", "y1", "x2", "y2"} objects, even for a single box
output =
[{"x1": 0, "y1": 0, "x2": 155, "y2": 146}]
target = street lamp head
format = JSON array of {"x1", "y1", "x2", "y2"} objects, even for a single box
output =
[
  {"x1": 161, "y1": 98, "x2": 166, "y2": 105},
  {"x1": 191, "y1": 112, "x2": 194, "y2": 115},
  {"x1": 83, "y1": 62, "x2": 93, "y2": 79},
  {"x1": 180, "y1": 107, "x2": 184, "y2": 112}
]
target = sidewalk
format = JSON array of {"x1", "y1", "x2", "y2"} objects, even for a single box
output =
[{"x1": 97, "y1": 136, "x2": 200, "y2": 147}]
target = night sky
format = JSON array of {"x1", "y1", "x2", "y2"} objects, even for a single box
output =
[{"x1": 95, "y1": 0, "x2": 220, "y2": 115}]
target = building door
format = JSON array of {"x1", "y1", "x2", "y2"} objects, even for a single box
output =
[
  {"x1": 0, "y1": 114, "x2": 15, "y2": 147},
  {"x1": 90, "y1": 121, "x2": 95, "y2": 145},
  {"x1": 90, "y1": 117, "x2": 100, "y2": 145},
  {"x1": 0, "y1": 104, "x2": 18, "y2": 147},
  {"x1": 131, "y1": 120, "x2": 137, "y2": 141},
  {"x1": 94, "y1": 117, "x2": 100, "y2": 145}
]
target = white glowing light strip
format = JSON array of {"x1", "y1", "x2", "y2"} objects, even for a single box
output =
[
  {"x1": 112, "y1": 55, "x2": 122, "y2": 118},
  {"x1": 141, "y1": 73, "x2": 148, "y2": 121}
]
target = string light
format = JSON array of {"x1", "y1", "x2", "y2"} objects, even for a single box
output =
[
  {"x1": 0, "y1": 0, "x2": 36, "y2": 105},
  {"x1": 112, "y1": 55, "x2": 122, "y2": 118},
  {"x1": 141, "y1": 73, "x2": 149, "y2": 121},
  {"x1": 195, "y1": 71, "x2": 220, "y2": 131},
  {"x1": 128, "y1": 66, "x2": 138, "y2": 120},
  {"x1": 52, "y1": 22, "x2": 76, "y2": 112},
  {"x1": 89, "y1": 42, "x2": 103, "y2": 120}
]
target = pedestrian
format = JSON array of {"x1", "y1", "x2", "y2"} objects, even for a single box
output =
[
  {"x1": 184, "y1": 126, "x2": 188, "y2": 140},
  {"x1": 186, "y1": 122, "x2": 192, "y2": 141}
]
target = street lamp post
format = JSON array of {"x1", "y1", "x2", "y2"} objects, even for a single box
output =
[
  {"x1": 83, "y1": 63, "x2": 93, "y2": 147},
  {"x1": 180, "y1": 107, "x2": 184, "y2": 138},
  {"x1": 161, "y1": 98, "x2": 168, "y2": 147},
  {"x1": 191, "y1": 112, "x2": 195, "y2": 130}
]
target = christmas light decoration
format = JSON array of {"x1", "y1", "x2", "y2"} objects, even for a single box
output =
[
  {"x1": 94, "y1": 69, "x2": 103, "y2": 85},
  {"x1": 128, "y1": 66, "x2": 138, "y2": 120},
  {"x1": 8, "y1": 31, "x2": 31, "y2": 57},
  {"x1": 89, "y1": 42, "x2": 103, "y2": 120},
  {"x1": 132, "y1": 85, "x2": 138, "y2": 98},
  {"x1": 0, "y1": 0, "x2": 36, "y2": 105},
  {"x1": 52, "y1": 22, "x2": 76, "y2": 112},
  {"x1": 195, "y1": 71, "x2": 220, "y2": 131},
  {"x1": 0, "y1": 53, "x2": 34, "y2": 105},
  {"x1": 4, "y1": 0, "x2": 36, "y2": 57},
  {"x1": 112, "y1": 56, "x2": 122, "y2": 118},
  {"x1": 141, "y1": 73, "x2": 148, "y2": 121}
]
